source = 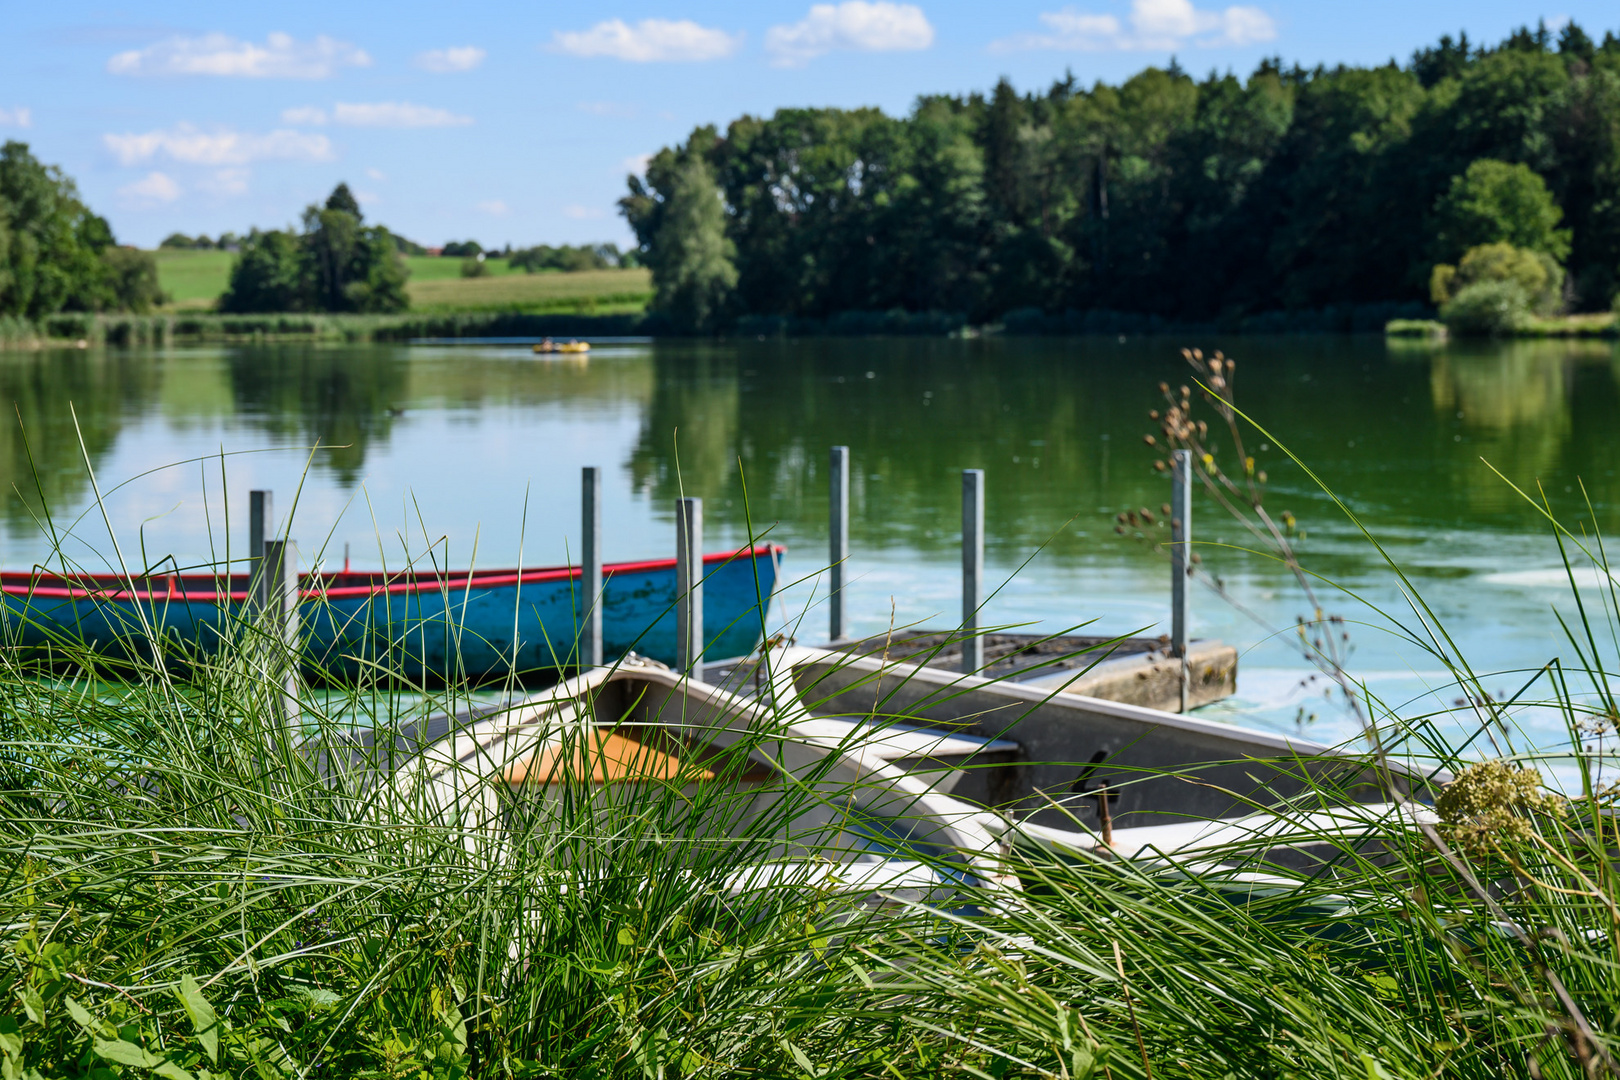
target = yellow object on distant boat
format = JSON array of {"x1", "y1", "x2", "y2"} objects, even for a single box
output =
[{"x1": 533, "y1": 338, "x2": 591, "y2": 354}]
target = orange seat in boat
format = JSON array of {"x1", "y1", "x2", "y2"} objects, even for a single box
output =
[{"x1": 506, "y1": 730, "x2": 715, "y2": 785}]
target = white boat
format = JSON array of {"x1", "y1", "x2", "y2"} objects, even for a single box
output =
[
  {"x1": 357, "y1": 654, "x2": 1002, "y2": 904},
  {"x1": 731, "y1": 643, "x2": 1441, "y2": 872},
  {"x1": 348, "y1": 643, "x2": 1437, "y2": 901}
]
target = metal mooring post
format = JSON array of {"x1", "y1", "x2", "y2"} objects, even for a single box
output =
[
  {"x1": 962, "y1": 469, "x2": 984, "y2": 675},
  {"x1": 1170, "y1": 449, "x2": 1192, "y2": 712},
  {"x1": 249, "y1": 489, "x2": 273, "y2": 611},
  {"x1": 262, "y1": 539, "x2": 301, "y2": 730},
  {"x1": 675, "y1": 497, "x2": 704, "y2": 674},
  {"x1": 581, "y1": 466, "x2": 604, "y2": 668},
  {"x1": 829, "y1": 446, "x2": 849, "y2": 643}
]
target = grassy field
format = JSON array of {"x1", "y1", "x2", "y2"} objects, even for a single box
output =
[
  {"x1": 151, "y1": 250, "x2": 651, "y2": 315},
  {"x1": 151, "y1": 249, "x2": 236, "y2": 310},
  {"x1": 408, "y1": 266, "x2": 651, "y2": 313},
  {"x1": 402, "y1": 254, "x2": 522, "y2": 280}
]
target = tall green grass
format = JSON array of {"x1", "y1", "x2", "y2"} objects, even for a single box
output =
[{"x1": 1, "y1": 434, "x2": 1616, "y2": 1077}]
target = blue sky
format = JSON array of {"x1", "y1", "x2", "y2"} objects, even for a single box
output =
[{"x1": 2, "y1": 1, "x2": 1614, "y2": 249}]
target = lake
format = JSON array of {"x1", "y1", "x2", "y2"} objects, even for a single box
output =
[{"x1": 4, "y1": 334, "x2": 1617, "y2": 753}]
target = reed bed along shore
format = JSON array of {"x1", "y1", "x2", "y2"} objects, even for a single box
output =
[
  {"x1": 17, "y1": 300, "x2": 1616, "y2": 350},
  {"x1": 1, "y1": 431, "x2": 1617, "y2": 1077}
]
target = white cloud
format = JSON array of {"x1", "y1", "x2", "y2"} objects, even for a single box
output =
[
  {"x1": 107, "y1": 32, "x2": 371, "y2": 78},
  {"x1": 118, "y1": 171, "x2": 181, "y2": 203},
  {"x1": 198, "y1": 168, "x2": 250, "y2": 196},
  {"x1": 564, "y1": 204, "x2": 605, "y2": 219},
  {"x1": 416, "y1": 45, "x2": 486, "y2": 72},
  {"x1": 331, "y1": 102, "x2": 472, "y2": 127},
  {"x1": 280, "y1": 105, "x2": 328, "y2": 125},
  {"x1": 551, "y1": 19, "x2": 740, "y2": 62},
  {"x1": 0, "y1": 106, "x2": 31, "y2": 128},
  {"x1": 578, "y1": 101, "x2": 637, "y2": 118},
  {"x1": 356, "y1": 189, "x2": 381, "y2": 206},
  {"x1": 104, "y1": 124, "x2": 334, "y2": 166},
  {"x1": 282, "y1": 102, "x2": 470, "y2": 127},
  {"x1": 477, "y1": 199, "x2": 509, "y2": 215},
  {"x1": 366, "y1": 167, "x2": 387, "y2": 181},
  {"x1": 766, "y1": 2, "x2": 933, "y2": 66},
  {"x1": 991, "y1": 0, "x2": 1275, "y2": 52}
]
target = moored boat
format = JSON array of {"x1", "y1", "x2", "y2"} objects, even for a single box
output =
[
  {"x1": 0, "y1": 545, "x2": 783, "y2": 683},
  {"x1": 369, "y1": 654, "x2": 999, "y2": 904},
  {"x1": 725, "y1": 644, "x2": 1442, "y2": 869}
]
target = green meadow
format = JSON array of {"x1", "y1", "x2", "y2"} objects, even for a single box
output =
[{"x1": 151, "y1": 250, "x2": 652, "y2": 315}]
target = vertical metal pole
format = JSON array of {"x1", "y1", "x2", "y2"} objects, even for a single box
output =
[
  {"x1": 581, "y1": 466, "x2": 604, "y2": 667},
  {"x1": 962, "y1": 469, "x2": 984, "y2": 675},
  {"x1": 1171, "y1": 449, "x2": 1192, "y2": 712},
  {"x1": 829, "y1": 446, "x2": 849, "y2": 643},
  {"x1": 262, "y1": 539, "x2": 301, "y2": 729},
  {"x1": 249, "y1": 489, "x2": 273, "y2": 610},
  {"x1": 675, "y1": 497, "x2": 704, "y2": 674}
]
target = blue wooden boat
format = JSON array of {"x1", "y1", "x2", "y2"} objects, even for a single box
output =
[{"x1": 0, "y1": 545, "x2": 783, "y2": 683}]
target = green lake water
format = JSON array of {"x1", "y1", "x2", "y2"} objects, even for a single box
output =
[{"x1": 4, "y1": 334, "x2": 1619, "y2": 755}]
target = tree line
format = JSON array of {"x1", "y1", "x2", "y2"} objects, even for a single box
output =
[
  {"x1": 220, "y1": 184, "x2": 411, "y2": 314},
  {"x1": 0, "y1": 142, "x2": 163, "y2": 320},
  {"x1": 624, "y1": 22, "x2": 1620, "y2": 332},
  {"x1": 442, "y1": 239, "x2": 636, "y2": 271}
]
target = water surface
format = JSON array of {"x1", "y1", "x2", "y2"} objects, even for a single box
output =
[{"x1": 5, "y1": 334, "x2": 1618, "y2": 752}]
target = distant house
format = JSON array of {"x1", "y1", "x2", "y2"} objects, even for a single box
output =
[{"x1": 426, "y1": 246, "x2": 444, "y2": 256}]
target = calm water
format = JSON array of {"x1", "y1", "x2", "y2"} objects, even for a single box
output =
[{"x1": 5, "y1": 334, "x2": 1619, "y2": 753}]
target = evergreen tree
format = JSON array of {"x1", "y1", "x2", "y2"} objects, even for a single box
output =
[{"x1": 324, "y1": 182, "x2": 363, "y2": 220}]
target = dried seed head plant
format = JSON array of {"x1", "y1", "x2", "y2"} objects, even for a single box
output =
[
  {"x1": 1130, "y1": 346, "x2": 1619, "y2": 1078},
  {"x1": 1135, "y1": 348, "x2": 1357, "y2": 727}
]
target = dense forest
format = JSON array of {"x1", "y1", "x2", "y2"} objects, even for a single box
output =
[{"x1": 623, "y1": 22, "x2": 1620, "y2": 331}]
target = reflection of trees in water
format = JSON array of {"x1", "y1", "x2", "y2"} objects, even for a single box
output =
[
  {"x1": 628, "y1": 348, "x2": 740, "y2": 512},
  {"x1": 1426, "y1": 341, "x2": 1618, "y2": 516},
  {"x1": 627, "y1": 337, "x2": 1620, "y2": 566},
  {"x1": 627, "y1": 341, "x2": 1118, "y2": 556},
  {"x1": 0, "y1": 350, "x2": 161, "y2": 537},
  {"x1": 226, "y1": 346, "x2": 409, "y2": 484}
]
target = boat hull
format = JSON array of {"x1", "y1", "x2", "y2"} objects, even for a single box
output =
[{"x1": 1, "y1": 546, "x2": 782, "y2": 682}]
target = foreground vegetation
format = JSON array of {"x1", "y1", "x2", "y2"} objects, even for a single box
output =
[
  {"x1": 627, "y1": 21, "x2": 1620, "y2": 333},
  {"x1": 2, "y1": 398, "x2": 1619, "y2": 1074}
]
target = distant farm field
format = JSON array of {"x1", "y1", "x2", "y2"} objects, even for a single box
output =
[
  {"x1": 152, "y1": 250, "x2": 235, "y2": 310},
  {"x1": 408, "y1": 268, "x2": 652, "y2": 313},
  {"x1": 151, "y1": 250, "x2": 651, "y2": 315}
]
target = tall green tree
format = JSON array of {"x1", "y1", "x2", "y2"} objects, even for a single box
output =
[
  {"x1": 324, "y1": 182, "x2": 363, "y2": 219},
  {"x1": 1433, "y1": 158, "x2": 1572, "y2": 261},
  {"x1": 0, "y1": 141, "x2": 158, "y2": 319},
  {"x1": 642, "y1": 157, "x2": 737, "y2": 333},
  {"x1": 219, "y1": 229, "x2": 307, "y2": 313},
  {"x1": 219, "y1": 183, "x2": 409, "y2": 314}
]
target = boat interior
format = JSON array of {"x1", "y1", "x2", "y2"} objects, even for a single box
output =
[
  {"x1": 344, "y1": 642, "x2": 1440, "y2": 894},
  {"x1": 710, "y1": 645, "x2": 1441, "y2": 868},
  {"x1": 346, "y1": 656, "x2": 999, "y2": 899}
]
